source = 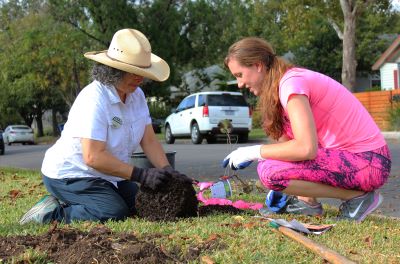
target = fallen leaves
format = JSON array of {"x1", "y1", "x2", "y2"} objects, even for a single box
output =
[
  {"x1": 363, "y1": 236, "x2": 373, "y2": 248},
  {"x1": 9, "y1": 189, "x2": 22, "y2": 200},
  {"x1": 201, "y1": 255, "x2": 215, "y2": 264}
]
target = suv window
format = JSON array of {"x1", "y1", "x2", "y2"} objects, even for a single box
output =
[
  {"x1": 206, "y1": 94, "x2": 248, "y2": 106},
  {"x1": 12, "y1": 125, "x2": 31, "y2": 130},
  {"x1": 186, "y1": 96, "x2": 195, "y2": 109},
  {"x1": 176, "y1": 95, "x2": 196, "y2": 112},
  {"x1": 198, "y1": 94, "x2": 206, "y2": 107}
]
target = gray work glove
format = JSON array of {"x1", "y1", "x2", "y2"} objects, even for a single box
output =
[
  {"x1": 163, "y1": 165, "x2": 196, "y2": 184},
  {"x1": 130, "y1": 167, "x2": 171, "y2": 190}
]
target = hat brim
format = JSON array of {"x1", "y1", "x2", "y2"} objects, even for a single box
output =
[{"x1": 84, "y1": 50, "x2": 170, "y2": 82}]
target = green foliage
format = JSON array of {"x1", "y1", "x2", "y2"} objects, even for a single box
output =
[
  {"x1": 0, "y1": 3, "x2": 90, "y2": 133},
  {"x1": 252, "y1": 110, "x2": 263, "y2": 129},
  {"x1": 357, "y1": 1, "x2": 400, "y2": 74},
  {"x1": 249, "y1": 128, "x2": 266, "y2": 140},
  {"x1": 389, "y1": 103, "x2": 400, "y2": 131},
  {"x1": 0, "y1": 0, "x2": 398, "y2": 129},
  {"x1": 364, "y1": 85, "x2": 382, "y2": 92},
  {"x1": 148, "y1": 101, "x2": 172, "y2": 120}
]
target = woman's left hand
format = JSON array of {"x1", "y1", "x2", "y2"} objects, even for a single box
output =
[{"x1": 222, "y1": 145, "x2": 262, "y2": 170}]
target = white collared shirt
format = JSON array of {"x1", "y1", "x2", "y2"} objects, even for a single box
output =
[{"x1": 41, "y1": 80, "x2": 151, "y2": 182}]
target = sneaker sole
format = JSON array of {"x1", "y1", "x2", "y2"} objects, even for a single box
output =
[
  {"x1": 357, "y1": 192, "x2": 383, "y2": 222},
  {"x1": 19, "y1": 196, "x2": 59, "y2": 224}
]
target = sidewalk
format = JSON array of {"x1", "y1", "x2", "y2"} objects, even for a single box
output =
[{"x1": 382, "y1": 131, "x2": 400, "y2": 140}]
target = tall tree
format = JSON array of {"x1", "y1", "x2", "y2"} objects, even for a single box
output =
[
  {"x1": 0, "y1": 2, "x2": 90, "y2": 135},
  {"x1": 279, "y1": 0, "x2": 399, "y2": 91},
  {"x1": 338, "y1": 0, "x2": 358, "y2": 89}
]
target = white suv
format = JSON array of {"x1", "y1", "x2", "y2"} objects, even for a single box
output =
[{"x1": 164, "y1": 91, "x2": 252, "y2": 144}]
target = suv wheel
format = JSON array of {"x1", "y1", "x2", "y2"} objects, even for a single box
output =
[
  {"x1": 238, "y1": 133, "x2": 249, "y2": 143},
  {"x1": 191, "y1": 123, "x2": 203, "y2": 144},
  {"x1": 165, "y1": 124, "x2": 175, "y2": 144}
]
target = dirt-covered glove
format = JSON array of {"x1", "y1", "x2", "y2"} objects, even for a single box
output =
[
  {"x1": 130, "y1": 167, "x2": 171, "y2": 190},
  {"x1": 163, "y1": 165, "x2": 195, "y2": 184},
  {"x1": 222, "y1": 145, "x2": 262, "y2": 170}
]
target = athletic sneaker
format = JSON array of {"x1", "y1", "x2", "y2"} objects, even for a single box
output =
[
  {"x1": 337, "y1": 191, "x2": 383, "y2": 222},
  {"x1": 281, "y1": 196, "x2": 324, "y2": 216},
  {"x1": 19, "y1": 195, "x2": 60, "y2": 225}
]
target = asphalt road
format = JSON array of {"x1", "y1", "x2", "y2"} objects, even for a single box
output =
[
  {"x1": 1, "y1": 138, "x2": 399, "y2": 217},
  {"x1": 0, "y1": 139, "x2": 263, "y2": 181}
]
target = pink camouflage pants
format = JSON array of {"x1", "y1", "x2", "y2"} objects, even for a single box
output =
[{"x1": 257, "y1": 145, "x2": 391, "y2": 192}]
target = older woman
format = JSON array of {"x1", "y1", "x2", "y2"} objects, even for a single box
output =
[
  {"x1": 20, "y1": 29, "x2": 192, "y2": 224},
  {"x1": 222, "y1": 37, "x2": 391, "y2": 222}
]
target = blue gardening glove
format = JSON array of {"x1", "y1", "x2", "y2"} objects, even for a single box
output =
[
  {"x1": 265, "y1": 190, "x2": 288, "y2": 213},
  {"x1": 222, "y1": 145, "x2": 262, "y2": 170},
  {"x1": 130, "y1": 167, "x2": 171, "y2": 190},
  {"x1": 162, "y1": 165, "x2": 195, "y2": 184}
]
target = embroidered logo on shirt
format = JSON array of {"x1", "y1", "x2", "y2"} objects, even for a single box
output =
[{"x1": 112, "y1": 116, "x2": 123, "y2": 128}]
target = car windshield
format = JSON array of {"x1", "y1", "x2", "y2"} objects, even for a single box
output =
[
  {"x1": 12, "y1": 126, "x2": 31, "y2": 130},
  {"x1": 206, "y1": 94, "x2": 248, "y2": 107}
]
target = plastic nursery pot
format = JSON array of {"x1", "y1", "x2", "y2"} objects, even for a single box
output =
[
  {"x1": 210, "y1": 179, "x2": 232, "y2": 198},
  {"x1": 130, "y1": 151, "x2": 176, "y2": 169}
]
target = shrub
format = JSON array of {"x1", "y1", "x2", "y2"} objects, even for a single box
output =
[
  {"x1": 388, "y1": 95, "x2": 400, "y2": 131},
  {"x1": 148, "y1": 101, "x2": 172, "y2": 120},
  {"x1": 389, "y1": 105, "x2": 400, "y2": 131},
  {"x1": 252, "y1": 110, "x2": 262, "y2": 129}
]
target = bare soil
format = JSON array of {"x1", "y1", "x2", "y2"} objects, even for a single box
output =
[
  {"x1": 135, "y1": 175, "x2": 199, "y2": 221},
  {"x1": 1, "y1": 176, "x2": 244, "y2": 263}
]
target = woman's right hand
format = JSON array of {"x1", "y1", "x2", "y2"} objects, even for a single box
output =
[{"x1": 130, "y1": 167, "x2": 171, "y2": 190}]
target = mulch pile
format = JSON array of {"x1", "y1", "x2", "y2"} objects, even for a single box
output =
[{"x1": 1, "y1": 177, "x2": 248, "y2": 263}]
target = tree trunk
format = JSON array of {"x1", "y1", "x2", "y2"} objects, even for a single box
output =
[
  {"x1": 52, "y1": 108, "x2": 60, "y2": 136},
  {"x1": 35, "y1": 112, "x2": 44, "y2": 137},
  {"x1": 340, "y1": 0, "x2": 358, "y2": 91}
]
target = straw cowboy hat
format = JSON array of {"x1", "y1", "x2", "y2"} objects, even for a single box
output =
[{"x1": 84, "y1": 29, "x2": 170, "y2": 82}]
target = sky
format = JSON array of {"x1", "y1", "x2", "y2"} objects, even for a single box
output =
[{"x1": 392, "y1": 0, "x2": 400, "y2": 10}]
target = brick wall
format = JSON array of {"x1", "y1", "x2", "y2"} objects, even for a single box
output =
[{"x1": 353, "y1": 89, "x2": 400, "y2": 131}]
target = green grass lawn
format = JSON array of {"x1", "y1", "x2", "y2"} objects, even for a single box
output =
[{"x1": 1, "y1": 167, "x2": 399, "y2": 263}]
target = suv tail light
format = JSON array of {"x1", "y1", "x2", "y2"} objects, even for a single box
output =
[
  {"x1": 249, "y1": 107, "x2": 253, "y2": 117},
  {"x1": 202, "y1": 105, "x2": 209, "y2": 117}
]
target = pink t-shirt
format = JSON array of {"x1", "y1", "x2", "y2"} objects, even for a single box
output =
[{"x1": 279, "y1": 68, "x2": 386, "y2": 153}]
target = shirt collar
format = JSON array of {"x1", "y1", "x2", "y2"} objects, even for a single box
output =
[
  {"x1": 102, "y1": 82, "x2": 122, "y2": 104},
  {"x1": 98, "y1": 81, "x2": 138, "y2": 105}
]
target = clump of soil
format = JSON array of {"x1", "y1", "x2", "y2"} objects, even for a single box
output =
[
  {"x1": 135, "y1": 175, "x2": 199, "y2": 221},
  {"x1": 0, "y1": 225, "x2": 176, "y2": 264}
]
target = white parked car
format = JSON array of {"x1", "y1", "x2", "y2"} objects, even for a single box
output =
[
  {"x1": 165, "y1": 91, "x2": 252, "y2": 144},
  {"x1": 3, "y1": 125, "x2": 35, "y2": 145}
]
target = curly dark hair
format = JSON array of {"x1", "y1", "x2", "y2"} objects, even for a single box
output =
[{"x1": 91, "y1": 63, "x2": 126, "y2": 87}]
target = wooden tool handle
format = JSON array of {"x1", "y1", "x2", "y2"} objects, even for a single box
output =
[{"x1": 278, "y1": 225, "x2": 356, "y2": 264}]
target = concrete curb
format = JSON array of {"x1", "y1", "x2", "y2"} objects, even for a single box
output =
[
  {"x1": 370, "y1": 213, "x2": 400, "y2": 221},
  {"x1": 382, "y1": 131, "x2": 400, "y2": 140}
]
